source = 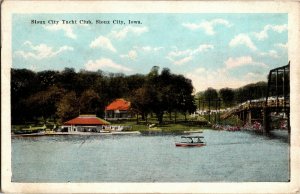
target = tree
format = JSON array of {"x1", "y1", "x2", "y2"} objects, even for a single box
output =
[
  {"x1": 131, "y1": 67, "x2": 196, "y2": 124},
  {"x1": 160, "y1": 68, "x2": 174, "y2": 121},
  {"x1": 76, "y1": 70, "x2": 101, "y2": 94},
  {"x1": 106, "y1": 74, "x2": 129, "y2": 100},
  {"x1": 11, "y1": 69, "x2": 38, "y2": 123},
  {"x1": 58, "y1": 68, "x2": 77, "y2": 92},
  {"x1": 126, "y1": 74, "x2": 146, "y2": 92},
  {"x1": 130, "y1": 87, "x2": 152, "y2": 122},
  {"x1": 219, "y1": 88, "x2": 235, "y2": 107},
  {"x1": 79, "y1": 89, "x2": 102, "y2": 115},
  {"x1": 172, "y1": 74, "x2": 196, "y2": 122},
  {"x1": 203, "y1": 87, "x2": 218, "y2": 102},
  {"x1": 56, "y1": 91, "x2": 79, "y2": 122},
  {"x1": 202, "y1": 87, "x2": 218, "y2": 122},
  {"x1": 141, "y1": 66, "x2": 161, "y2": 123},
  {"x1": 25, "y1": 86, "x2": 65, "y2": 122},
  {"x1": 36, "y1": 70, "x2": 59, "y2": 90},
  {"x1": 234, "y1": 82, "x2": 267, "y2": 103}
]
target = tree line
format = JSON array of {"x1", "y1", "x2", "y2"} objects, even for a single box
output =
[
  {"x1": 11, "y1": 66, "x2": 269, "y2": 125},
  {"x1": 11, "y1": 67, "x2": 196, "y2": 124},
  {"x1": 197, "y1": 81, "x2": 268, "y2": 109}
]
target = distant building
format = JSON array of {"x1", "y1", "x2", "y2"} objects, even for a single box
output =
[
  {"x1": 61, "y1": 114, "x2": 110, "y2": 132},
  {"x1": 105, "y1": 98, "x2": 133, "y2": 120}
]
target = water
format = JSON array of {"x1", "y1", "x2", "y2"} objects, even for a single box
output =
[{"x1": 12, "y1": 130, "x2": 289, "y2": 182}]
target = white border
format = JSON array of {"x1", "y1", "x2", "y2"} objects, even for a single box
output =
[{"x1": 1, "y1": 1, "x2": 300, "y2": 193}]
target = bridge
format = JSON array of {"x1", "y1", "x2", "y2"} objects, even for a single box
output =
[{"x1": 221, "y1": 62, "x2": 290, "y2": 134}]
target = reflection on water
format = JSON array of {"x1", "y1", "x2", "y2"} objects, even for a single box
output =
[{"x1": 12, "y1": 130, "x2": 289, "y2": 182}]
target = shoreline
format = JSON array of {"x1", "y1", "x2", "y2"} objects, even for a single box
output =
[{"x1": 11, "y1": 131, "x2": 141, "y2": 137}]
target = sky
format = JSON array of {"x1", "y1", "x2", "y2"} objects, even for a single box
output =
[{"x1": 12, "y1": 13, "x2": 288, "y2": 92}]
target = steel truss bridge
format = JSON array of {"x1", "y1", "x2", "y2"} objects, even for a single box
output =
[{"x1": 221, "y1": 62, "x2": 290, "y2": 134}]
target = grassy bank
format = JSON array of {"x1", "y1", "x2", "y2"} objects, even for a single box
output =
[
  {"x1": 12, "y1": 114, "x2": 213, "y2": 134},
  {"x1": 109, "y1": 115, "x2": 211, "y2": 133}
]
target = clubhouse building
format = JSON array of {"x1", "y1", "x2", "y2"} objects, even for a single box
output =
[
  {"x1": 105, "y1": 98, "x2": 133, "y2": 120},
  {"x1": 61, "y1": 114, "x2": 110, "y2": 132}
]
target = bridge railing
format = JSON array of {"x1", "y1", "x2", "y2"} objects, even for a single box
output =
[{"x1": 220, "y1": 96, "x2": 289, "y2": 119}]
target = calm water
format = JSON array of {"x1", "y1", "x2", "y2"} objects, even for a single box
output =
[{"x1": 12, "y1": 130, "x2": 289, "y2": 182}]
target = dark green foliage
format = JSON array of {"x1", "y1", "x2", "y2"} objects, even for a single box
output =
[
  {"x1": 219, "y1": 88, "x2": 235, "y2": 106},
  {"x1": 203, "y1": 87, "x2": 218, "y2": 101},
  {"x1": 36, "y1": 70, "x2": 60, "y2": 90},
  {"x1": 56, "y1": 91, "x2": 79, "y2": 122},
  {"x1": 234, "y1": 81, "x2": 267, "y2": 103},
  {"x1": 11, "y1": 69, "x2": 38, "y2": 123},
  {"x1": 79, "y1": 89, "x2": 102, "y2": 115},
  {"x1": 11, "y1": 67, "x2": 196, "y2": 125},
  {"x1": 130, "y1": 67, "x2": 196, "y2": 124},
  {"x1": 196, "y1": 81, "x2": 268, "y2": 109},
  {"x1": 11, "y1": 66, "x2": 267, "y2": 125},
  {"x1": 11, "y1": 68, "x2": 137, "y2": 124},
  {"x1": 25, "y1": 86, "x2": 65, "y2": 121}
]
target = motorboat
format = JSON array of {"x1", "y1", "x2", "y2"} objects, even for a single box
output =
[{"x1": 183, "y1": 129, "x2": 203, "y2": 134}]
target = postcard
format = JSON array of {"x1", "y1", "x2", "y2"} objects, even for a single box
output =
[{"x1": 1, "y1": 1, "x2": 300, "y2": 193}]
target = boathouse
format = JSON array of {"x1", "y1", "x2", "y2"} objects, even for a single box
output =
[
  {"x1": 61, "y1": 114, "x2": 110, "y2": 132},
  {"x1": 105, "y1": 98, "x2": 133, "y2": 120}
]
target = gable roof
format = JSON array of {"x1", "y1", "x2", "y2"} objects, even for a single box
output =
[
  {"x1": 105, "y1": 98, "x2": 131, "y2": 111},
  {"x1": 64, "y1": 115, "x2": 110, "y2": 125}
]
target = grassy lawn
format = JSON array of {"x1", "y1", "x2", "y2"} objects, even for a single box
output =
[
  {"x1": 109, "y1": 113, "x2": 212, "y2": 133},
  {"x1": 12, "y1": 113, "x2": 214, "y2": 134},
  {"x1": 109, "y1": 120, "x2": 211, "y2": 133}
]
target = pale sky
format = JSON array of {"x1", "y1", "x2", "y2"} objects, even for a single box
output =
[{"x1": 12, "y1": 13, "x2": 288, "y2": 92}]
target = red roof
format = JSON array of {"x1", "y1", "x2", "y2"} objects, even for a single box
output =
[
  {"x1": 105, "y1": 99, "x2": 131, "y2": 111},
  {"x1": 64, "y1": 115, "x2": 109, "y2": 125}
]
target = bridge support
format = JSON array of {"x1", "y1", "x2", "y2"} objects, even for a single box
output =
[
  {"x1": 246, "y1": 110, "x2": 252, "y2": 124},
  {"x1": 287, "y1": 111, "x2": 290, "y2": 135},
  {"x1": 263, "y1": 108, "x2": 270, "y2": 134}
]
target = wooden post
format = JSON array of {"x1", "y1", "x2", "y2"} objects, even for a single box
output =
[{"x1": 248, "y1": 110, "x2": 252, "y2": 124}]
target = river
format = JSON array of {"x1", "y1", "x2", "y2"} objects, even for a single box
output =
[{"x1": 12, "y1": 130, "x2": 289, "y2": 182}]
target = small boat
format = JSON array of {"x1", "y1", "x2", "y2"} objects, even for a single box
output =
[
  {"x1": 175, "y1": 136, "x2": 206, "y2": 147},
  {"x1": 13, "y1": 130, "x2": 39, "y2": 135},
  {"x1": 183, "y1": 129, "x2": 203, "y2": 134},
  {"x1": 111, "y1": 131, "x2": 141, "y2": 135}
]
